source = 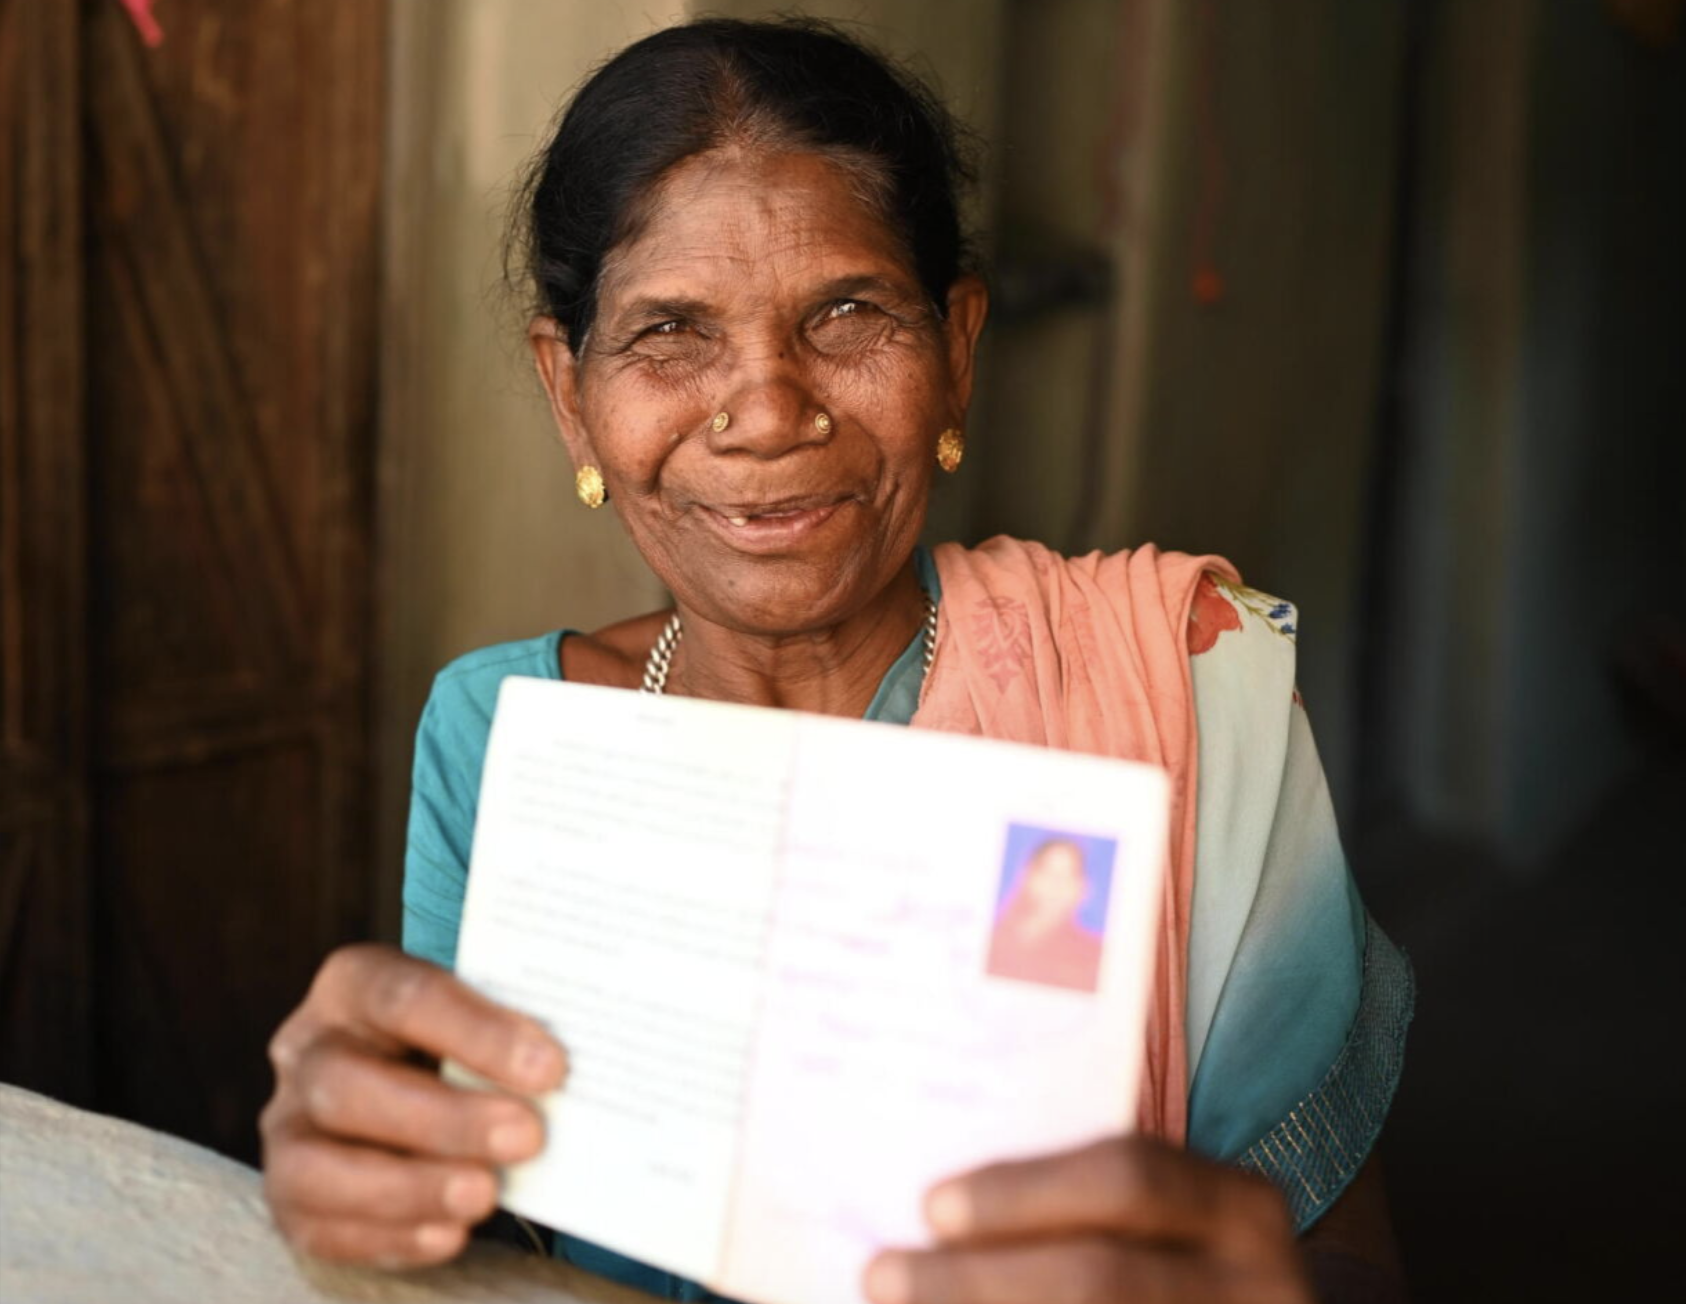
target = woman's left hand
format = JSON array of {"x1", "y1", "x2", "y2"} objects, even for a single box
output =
[{"x1": 864, "y1": 1136, "x2": 1313, "y2": 1304}]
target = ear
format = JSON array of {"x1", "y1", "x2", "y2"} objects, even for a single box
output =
[
  {"x1": 528, "y1": 317, "x2": 596, "y2": 469},
  {"x1": 942, "y1": 274, "x2": 990, "y2": 416}
]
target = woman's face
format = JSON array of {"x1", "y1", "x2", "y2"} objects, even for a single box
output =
[
  {"x1": 532, "y1": 148, "x2": 987, "y2": 636},
  {"x1": 1021, "y1": 842, "x2": 1088, "y2": 924}
]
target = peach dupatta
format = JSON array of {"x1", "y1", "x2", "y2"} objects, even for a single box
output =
[{"x1": 913, "y1": 537, "x2": 1238, "y2": 1144}]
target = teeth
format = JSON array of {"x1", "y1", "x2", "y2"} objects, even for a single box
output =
[{"x1": 722, "y1": 506, "x2": 823, "y2": 525}]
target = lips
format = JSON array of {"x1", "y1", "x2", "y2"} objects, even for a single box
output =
[
  {"x1": 697, "y1": 494, "x2": 852, "y2": 551},
  {"x1": 720, "y1": 504, "x2": 821, "y2": 526}
]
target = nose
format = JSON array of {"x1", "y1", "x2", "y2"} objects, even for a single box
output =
[{"x1": 707, "y1": 348, "x2": 831, "y2": 459}]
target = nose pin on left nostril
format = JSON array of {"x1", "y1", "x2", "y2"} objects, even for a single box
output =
[
  {"x1": 711, "y1": 411, "x2": 731, "y2": 433},
  {"x1": 814, "y1": 412, "x2": 832, "y2": 434}
]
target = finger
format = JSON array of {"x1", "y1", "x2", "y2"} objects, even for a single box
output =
[
  {"x1": 925, "y1": 1136, "x2": 1293, "y2": 1259},
  {"x1": 295, "y1": 1029, "x2": 547, "y2": 1162},
  {"x1": 282, "y1": 1213, "x2": 470, "y2": 1268},
  {"x1": 865, "y1": 1238, "x2": 1232, "y2": 1304},
  {"x1": 309, "y1": 944, "x2": 565, "y2": 1094},
  {"x1": 264, "y1": 1131, "x2": 500, "y2": 1225}
]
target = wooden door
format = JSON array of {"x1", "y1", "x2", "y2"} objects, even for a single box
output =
[
  {"x1": 1, "y1": 0, "x2": 385, "y2": 1164},
  {"x1": 1, "y1": 0, "x2": 91, "y2": 1106}
]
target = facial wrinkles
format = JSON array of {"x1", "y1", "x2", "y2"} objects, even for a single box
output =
[
  {"x1": 561, "y1": 150, "x2": 956, "y2": 643},
  {"x1": 583, "y1": 164, "x2": 945, "y2": 512}
]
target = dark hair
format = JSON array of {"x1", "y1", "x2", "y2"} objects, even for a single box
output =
[{"x1": 512, "y1": 16, "x2": 978, "y2": 349}]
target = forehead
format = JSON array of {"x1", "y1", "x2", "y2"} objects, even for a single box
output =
[
  {"x1": 597, "y1": 148, "x2": 915, "y2": 306},
  {"x1": 1032, "y1": 844, "x2": 1083, "y2": 872}
]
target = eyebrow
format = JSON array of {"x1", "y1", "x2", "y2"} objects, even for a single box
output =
[
  {"x1": 813, "y1": 273, "x2": 919, "y2": 303},
  {"x1": 614, "y1": 297, "x2": 715, "y2": 326},
  {"x1": 612, "y1": 271, "x2": 921, "y2": 323}
]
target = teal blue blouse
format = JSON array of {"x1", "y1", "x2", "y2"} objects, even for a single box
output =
[{"x1": 403, "y1": 550, "x2": 1411, "y2": 1297}]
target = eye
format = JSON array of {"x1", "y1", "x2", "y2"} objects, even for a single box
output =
[
  {"x1": 809, "y1": 298, "x2": 893, "y2": 357},
  {"x1": 617, "y1": 315, "x2": 714, "y2": 374},
  {"x1": 628, "y1": 317, "x2": 706, "y2": 356}
]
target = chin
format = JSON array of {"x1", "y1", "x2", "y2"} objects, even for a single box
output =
[{"x1": 681, "y1": 552, "x2": 886, "y2": 638}]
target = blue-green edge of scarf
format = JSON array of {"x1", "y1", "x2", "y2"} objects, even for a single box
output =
[{"x1": 1236, "y1": 915, "x2": 1415, "y2": 1229}]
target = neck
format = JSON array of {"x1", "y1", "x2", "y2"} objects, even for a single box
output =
[{"x1": 666, "y1": 564, "x2": 927, "y2": 717}]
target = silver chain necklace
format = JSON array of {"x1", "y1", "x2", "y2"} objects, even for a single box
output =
[{"x1": 640, "y1": 595, "x2": 939, "y2": 695}]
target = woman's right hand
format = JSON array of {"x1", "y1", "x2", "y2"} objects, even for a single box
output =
[{"x1": 260, "y1": 944, "x2": 567, "y2": 1267}]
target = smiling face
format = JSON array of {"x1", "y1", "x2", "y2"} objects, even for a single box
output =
[{"x1": 532, "y1": 148, "x2": 987, "y2": 638}]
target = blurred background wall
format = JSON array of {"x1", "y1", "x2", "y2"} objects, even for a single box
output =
[{"x1": 3, "y1": 1, "x2": 1681, "y2": 1300}]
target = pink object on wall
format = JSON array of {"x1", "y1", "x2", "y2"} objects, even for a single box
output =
[{"x1": 119, "y1": 0, "x2": 164, "y2": 48}]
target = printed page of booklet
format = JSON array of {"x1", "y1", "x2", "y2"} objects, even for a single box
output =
[{"x1": 452, "y1": 675, "x2": 1171, "y2": 1304}]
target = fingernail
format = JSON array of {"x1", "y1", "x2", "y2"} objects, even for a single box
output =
[
  {"x1": 513, "y1": 1033, "x2": 564, "y2": 1088},
  {"x1": 925, "y1": 1181, "x2": 971, "y2": 1238},
  {"x1": 444, "y1": 1171, "x2": 495, "y2": 1219},
  {"x1": 488, "y1": 1115, "x2": 541, "y2": 1163},
  {"x1": 864, "y1": 1252, "x2": 912, "y2": 1304},
  {"x1": 415, "y1": 1222, "x2": 460, "y2": 1256}
]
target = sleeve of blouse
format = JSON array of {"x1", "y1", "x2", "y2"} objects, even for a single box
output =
[
  {"x1": 1181, "y1": 576, "x2": 1414, "y2": 1232},
  {"x1": 401, "y1": 668, "x2": 499, "y2": 971}
]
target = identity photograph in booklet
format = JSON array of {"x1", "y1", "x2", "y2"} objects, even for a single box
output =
[
  {"x1": 984, "y1": 828, "x2": 1118, "y2": 993},
  {"x1": 260, "y1": 16, "x2": 1413, "y2": 1304}
]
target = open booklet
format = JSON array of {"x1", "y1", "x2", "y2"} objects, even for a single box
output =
[{"x1": 452, "y1": 676, "x2": 1170, "y2": 1304}]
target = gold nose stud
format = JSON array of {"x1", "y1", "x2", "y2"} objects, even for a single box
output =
[
  {"x1": 814, "y1": 412, "x2": 833, "y2": 434},
  {"x1": 711, "y1": 411, "x2": 731, "y2": 433}
]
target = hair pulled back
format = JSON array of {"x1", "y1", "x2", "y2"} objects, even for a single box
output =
[{"x1": 513, "y1": 17, "x2": 977, "y2": 350}]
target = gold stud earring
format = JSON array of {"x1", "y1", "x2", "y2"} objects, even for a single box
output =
[
  {"x1": 711, "y1": 411, "x2": 731, "y2": 432},
  {"x1": 936, "y1": 427, "x2": 965, "y2": 473},
  {"x1": 575, "y1": 465, "x2": 607, "y2": 509},
  {"x1": 814, "y1": 411, "x2": 833, "y2": 434}
]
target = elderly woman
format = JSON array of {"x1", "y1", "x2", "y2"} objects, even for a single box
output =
[{"x1": 261, "y1": 17, "x2": 1411, "y2": 1303}]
